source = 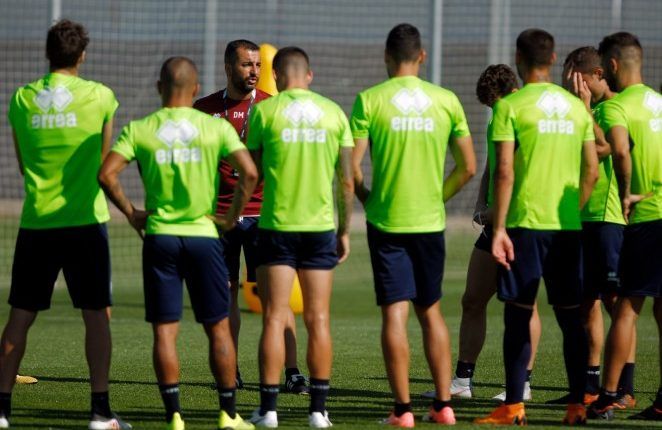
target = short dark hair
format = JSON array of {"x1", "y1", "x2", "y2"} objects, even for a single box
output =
[
  {"x1": 563, "y1": 46, "x2": 601, "y2": 73},
  {"x1": 386, "y1": 23, "x2": 422, "y2": 64},
  {"x1": 598, "y1": 32, "x2": 642, "y2": 60},
  {"x1": 224, "y1": 39, "x2": 260, "y2": 65},
  {"x1": 159, "y1": 56, "x2": 198, "y2": 89},
  {"x1": 273, "y1": 46, "x2": 310, "y2": 73},
  {"x1": 46, "y1": 19, "x2": 89, "y2": 69},
  {"x1": 516, "y1": 28, "x2": 555, "y2": 67},
  {"x1": 476, "y1": 64, "x2": 519, "y2": 107}
]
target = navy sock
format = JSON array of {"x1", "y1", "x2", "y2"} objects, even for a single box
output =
[
  {"x1": 526, "y1": 369, "x2": 532, "y2": 383},
  {"x1": 554, "y1": 307, "x2": 588, "y2": 404},
  {"x1": 393, "y1": 402, "x2": 412, "y2": 417},
  {"x1": 259, "y1": 384, "x2": 279, "y2": 414},
  {"x1": 432, "y1": 398, "x2": 450, "y2": 412},
  {"x1": 586, "y1": 366, "x2": 601, "y2": 394},
  {"x1": 217, "y1": 386, "x2": 236, "y2": 418},
  {"x1": 309, "y1": 378, "x2": 330, "y2": 414},
  {"x1": 285, "y1": 367, "x2": 301, "y2": 379},
  {"x1": 0, "y1": 392, "x2": 11, "y2": 419},
  {"x1": 159, "y1": 384, "x2": 181, "y2": 422},
  {"x1": 455, "y1": 361, "x2": 475, "y2": 379},
  {"x1": 618, "y1": 362, "x2": 635, "y2": 396},
  {"x1": 596, "y1": 388, "x2": 619, "y2": 408},
  {"x1": 503, "y1": 304, "x2": 532, "y2": 404},
  {"x1": 91, "y1": 391, "x2": 111, "y2": 418}
]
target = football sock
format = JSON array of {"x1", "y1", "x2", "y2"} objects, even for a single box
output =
[
  {"x1": 309, "y1": 378, "x2": 330, "y2": 414},
  {"x1": 91, "y1": 391, "x2": 112, "y2": 418},
  {"x1": 503, "y1": 303, "x2": 532, "y2": 404},
  {"x1": 217, "y1": 386, "x2": 236, "y2": 418},
  {"x1": 554, "y1": 306, "x2": 588, "y2": 404},
  {"x1": 432, "y1": 398, "x2": 450, "y2": 412},
  {"x1": 586, "y1": 366, "x2": 601, "y2": 394},
  {"x1": 0, "y1": 392, "x2": 11, "y2": 418},
  {"x1": 595, "y1": 388, "x2": 618, "y2": 409},
  {"x1": 393, "y1": 402, "x2": 412, "y2": 417},
  {"x1": 259, "y1": 384, "x2": 279, "y2": 414},
  {"x1": 654, "y1": 387, "x2": 662, "y2": 408},
  {"x1": 159, "y1": 384, "x2": 181, "y2": 422},
  {"x1": 455, "y1": 361, "x2": 475, "y2": 379},
  {"x1": 285, "y1": 367, "x2": 301, "y2": 379},
  {"x1": 526, "y1": 369, "x2": 532, "y2": 383},
  {"x1": 618, "y1": 362, "x2": 635, "y2": 396}
]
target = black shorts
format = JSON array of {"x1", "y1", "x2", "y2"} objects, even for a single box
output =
[
  {"x1": 10, "y1": 224, "x2": 111, "y2": 311},
  {"x1": 497, "y1": 229, "x2": 583, "y2": 307},
  {"x1": 619, "y1": 220, "x2": 662, "y2": 298},
  {"x1": 143, "y1": 235, "x2": 230, "y2": 324},
  {"x1": 367, "y1": 222, "x2": 445, "y2": 307},
  {"x1": 474, "y1": 224, "x2": 493, "y2": 253},
  {"x1": 220, "y1": 216, "x2": 259, "y2": 282},
  {"x1": 582, "y1": 222, "x2": 623, "y2": 299},
  {"x1": 256, "y1": 229, "x2": 338, "y2": 269}
]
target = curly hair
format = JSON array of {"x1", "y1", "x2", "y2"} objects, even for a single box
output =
[
  {"x1": 476, "y1": 64, "x2": 519, "y2": 107},
  {"x1": 46, "y1": 19, "x2": 89, "y2": 69}
]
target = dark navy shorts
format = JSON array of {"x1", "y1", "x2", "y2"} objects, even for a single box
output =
[
  {"x1": 619, "y1": 220, "x2": 662, "y2": 298},
  {"x1": 367, "y1": 222, "x2": 445, "y2": 307},
  {"x1": 142, "y1": 235, "x2": 230, "y2": 324},
  {"x1": 474, "y1": 224, "x2": 493, "y2": 253},
  {"x1": 581, "y1": 222, "x2": 623, "y2": 300},
  {"x1": 10, "y1": 224, "x2": 112, "y2": 311},
  {"x1": 497, "y1": 229, "x2": 583, "y2": 307},
  {"x1": 220, "y1": 216, "x2": 259, "y2": 282},
  {"x1": 256, "y1": 229, "x2": 338, "y2": 269}
]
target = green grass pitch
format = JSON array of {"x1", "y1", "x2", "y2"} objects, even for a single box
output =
[{"x1": 0, "y1": 220, "x2": 659, "y2": 429}]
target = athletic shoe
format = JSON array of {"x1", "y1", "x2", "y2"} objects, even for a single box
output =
[
  {"x1": 308, "y1": 411, "x2": 333, "y2": 428},
  {"x1": 492, "y1": 381, "x2": 532, "y2": 402},
  {"x1": 218, "y1": 410, "x2": 254, "y2": 429},
  {"x1": 583, "y1": 393, "x2": 599, "y2": 406},
  {"x1": 562, "y1": 403, "x2": 587, "y2": 426},
  {"x1": 422, "y1": 376, "x2": 472, "y2": 399},
  {"x1": 587, "y1": 401, "x2": 614, "y2": 420},
  {"x1": 474, "y1": 402, "x2": 527, "y2": 425},
  {"x1": 614, "y1": 393, "x2": 636, "y2": 409},
  {"x1": 284, "y1": 374, "x2": 309, "y2": 395},
  {"x1": 422, "y1": 406, "x2": 456, "y2": 424},
  {"x1": 627, "y1": 404, "x2": 662, "y2": 420},
  {"x1": 0, "y1": 415, "x2": 8, "y2": 429},
  {"x1": 380, "y1": 411, "x2": 414, "y2": 428},
  {"x1": 249, "y1": 409, "x2": 278, "y2": 428},
  {"x1": 88, "y1": 412, "x2": 133, "y2": 429},
  {"x1": 166, "y1": 412, "x2": 185, "y2": 430},
  {"x1": 15, "y1": 375, "x2": 37, "y2": 384}
]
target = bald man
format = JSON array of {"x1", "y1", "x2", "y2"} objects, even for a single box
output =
[
  {"x1": 99, "y1": 57, "x2": 257, "y2": 430},
  {"x1": 246, "y1": 47, "x2": 354, "y2": 428}
]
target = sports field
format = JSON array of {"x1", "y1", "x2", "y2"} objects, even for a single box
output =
[{"x1": 0, "y1": 219, "x2": 659, "y2": 429}]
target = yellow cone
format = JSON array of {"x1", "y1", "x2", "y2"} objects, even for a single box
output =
[
  {"x1": 256, "y1": 43, "x2": 278, "y2": 95},
  {"x1": 242, "y1": 275, "x2": 303, "y2": 314}
]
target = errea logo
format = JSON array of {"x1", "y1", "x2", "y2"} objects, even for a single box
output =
[
  {"x1": 390, "y1": 88, "x2": 434, "y2": 132},
  {"x1": 644, "y1": 91, "x2": 662, "y2": 132},
  {"x1": 31, "y1": 86, "x2": 77, "y2": 129},
  {"x1": 536, "y1": 91, "x2": 574, "y2": 134},
  {"x1": 281, "y1": 100, "x2": 327, "y2": 143},
  {"x1": 155, "y1": 120, "x2": 201, "y2": 164}
]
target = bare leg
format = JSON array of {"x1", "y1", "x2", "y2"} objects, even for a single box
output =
[
  {"x1": 602, "y1": 296, "x2": 644, "y2": 391},
  {"x1": 204, "y1": 318, "x2": 236, "y2": 388},
  {"x1": 528, "y1": 302, "x2": 541, "y2": 371},
  {"x1": 297, "y1": 269, "x2": 333, "y2": 379},
  {"x1": 82, "y1": 309, "x2": 112, "y2": 392},
  {"x1": 0, "y1": 308, "x2": 37, "y2": 393},
  {"x1": 381, "y1": 301, "x2": 410, "y2": 404},
  {"x1": 414, "y1": 301, "x2": 451, "y2": 401},
  {"x1": 229, "y1": 280, "x2": 241, "y2": 356},
  {"x1": 152, "y1": 322, "x2": 180, "y2": 384},
  {"x1": 284, "y1": 309, "x2": 299, "y2": 370},
  {"x1": 584, "y1": 299, "x2": 604, "y2": 367}
]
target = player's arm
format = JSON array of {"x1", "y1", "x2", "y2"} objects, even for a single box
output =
[
  {"x1": 352, "y1": 137, "x2": 370, "y2": 205},
  {"x1": 592, "y1": 121, "x2": 611, "y2": 159},
  {"x1": 608, "y1": 125, "x2": 636, "y2": 221},
  {"x1": 572, "y1": 73, "x2": 610, "y2": 159},
  {"x1": 492, "y1": 141, "x2": 515, "y2": 270},
  {"x1": 101, "y1": 118, "x2": 114, "y2": 160},
  {"x1": 443, "y1": 135, "x2": 476, "y2": 202},
  {"x1": 221, "y1": 149, "x2": 259, "y2": 231},
  {"x1": 98, "y1": 152, "x2": 150, "y2": 238},
  {"x1": 579, "y1": 138, "x2": 599, "y2": 209},
  {"x1": 336, "y1": 147, "x2": 354, "y2": 264},
  {"x1": 11, "y1": 128, "x2": 23, "y2": 176},
  {"x1": 473, "y1": 162, "x2": 491, "y2": 225}
]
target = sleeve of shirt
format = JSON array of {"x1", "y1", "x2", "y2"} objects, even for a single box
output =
[
  {"x1": 600, "y1": 100, "x2": 628, "y2": 132},
  {"x1": 111, "y1": 123, "x2": 136, "y2": 161},
  {"x1": 350, "y1": 92, "x2": 370, "y2": 139},
  {"x1": 220, "y1": 120, "x2": 247, "y2": 157},
  {"x1": 98, "y1": 84, "x2": 119, "y2": 123},
  {"x1": 583, "y1": 109, "x2": 596, "y2": 142},
  {"x1": 245, "y1": 105, "x2": 264, "y2": 151},
  {"x1": 338, "y1": 108, "x2": 355, "y2": 148},
  {"x1": 450, "y1": 93, "x2": 471, "y2": 138},
  {"x1": 7, "y1": 89, "x2": 22, "y2": 128},
  {"x1": 491, "y1": 98, "x2": 516, "y2": 141}
]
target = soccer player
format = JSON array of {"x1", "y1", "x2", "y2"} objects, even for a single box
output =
[
  {"x1": 0, "y1": 19, "x2": 129, "y2": 430},
  {"x1": 98, "y1": 57, "x2": 257, "y2": 430},
  {"x1": 587, "y1": 32, "x2": 662, "y2": 421},
  {"x1": 194, "y1": 39, "x2": 307, "y2": 394},
  {"x1": 546, "y1": 46, "x2": 637, "y2": 408},
  {"x1": 246, "y1": 47, "x2": 353, "y2": 429},
  {"x1": 422, "y1": 64, "x2": 542, "y2": 402},
  {"x1": 352, "y1": 24, "x2": 476, "y2": 427},
  {"x1": 474, "y1": 29, "x2": 598, "y2": 425}
]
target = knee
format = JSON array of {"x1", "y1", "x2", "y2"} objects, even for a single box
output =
[{"x1": 303, "y1": 311, "x2": 329, "y2": 333}]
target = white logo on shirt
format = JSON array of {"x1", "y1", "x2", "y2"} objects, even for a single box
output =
[
  {"x1": 31, "y1": 86, "x2": 77, "y2": 129},
  {"x1": 281, "y1": 100, "x2": 327, "y2": 143},
  {"x1": 536, "y1": 91, "x2": 574, "y2": 134},
  {"x1": 390, "y1": 88, "x2": 434, "y2": 132},
  {"x1": 644, "y1": 91, "x2": 662, "y2": 132},
  {"x1": 155, "y1": 120, "x2": 201, "y2": 164}
]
